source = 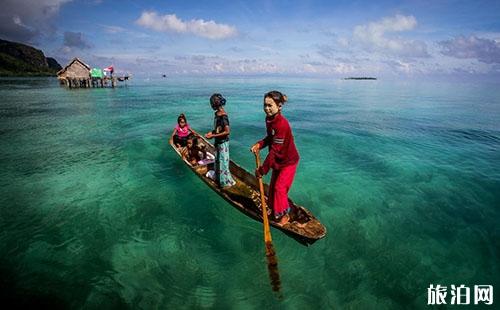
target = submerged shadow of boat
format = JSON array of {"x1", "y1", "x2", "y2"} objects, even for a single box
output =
[{"x1": 170, "y1": 132, "x2": 327, "y2": 245}]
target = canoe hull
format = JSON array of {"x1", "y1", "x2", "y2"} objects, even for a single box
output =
[{"x1": 170, "y1": 134, "x2": 326, "y2": 245}]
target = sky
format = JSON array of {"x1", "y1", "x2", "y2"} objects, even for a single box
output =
[{"x1": 1, "y1": 0, "x2": 500, "y2": 79}]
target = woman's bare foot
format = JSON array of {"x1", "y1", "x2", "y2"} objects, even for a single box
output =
[
  {"x1": 277, "y1": 214, "x2": 290, "y2": 226},
  {"x1": 223, "y1": 179, "x2": 236, "y2": 187}
]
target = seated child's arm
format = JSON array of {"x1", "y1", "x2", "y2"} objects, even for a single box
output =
[
  {"x1": 180, "y1": 147, "x2": 189, "y2": 159},
  {"x1": 170, "y1": 128, "x2": 177, "y2": 143}
]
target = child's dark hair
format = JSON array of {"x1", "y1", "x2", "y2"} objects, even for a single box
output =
[
  {"x1": 210, "y1": 93, "x2": 226, "y2": 110},
  {"x1": 177, "y1": 113, "x2": 187, "y2": 124},
  {"x1": 187, "y1": 134, "x2": 197, "y2": 144},
  {"x1": 186, "y1": 134, "x2": 202, "y2": 161},
  {"x1": 264, "y1": 90, "x2": 288, "y2": 106}
]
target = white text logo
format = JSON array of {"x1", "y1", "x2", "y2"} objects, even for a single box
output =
[{"x1": 428, "y1": 284, "x2": 493, "y2": 305}]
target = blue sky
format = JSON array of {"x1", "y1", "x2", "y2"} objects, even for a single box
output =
[{"x1": 2, "y1": 0, "x2": 500, "y2": 79}]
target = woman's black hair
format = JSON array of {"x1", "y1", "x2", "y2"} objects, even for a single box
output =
[
  {"x1": 264, "y1": 90, "x2": 288, "y2": 106},
  {"x1": 210, "y1": 93, "x2": 226, "y2": 110},
  {"x1": 177, "y1": 113, "x2": 186, "y2": 124}
]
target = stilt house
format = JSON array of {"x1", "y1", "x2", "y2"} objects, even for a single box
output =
[{"x1": 57, "y1": 58, "x2": 91, "y2": 88}]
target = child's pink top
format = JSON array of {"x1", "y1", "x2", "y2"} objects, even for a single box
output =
[{"x1": 175, "y1": 124, "x2": 191, "y2": 137}]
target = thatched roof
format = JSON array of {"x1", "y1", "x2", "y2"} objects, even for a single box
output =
[{"x1": 57, "y1": 57, "x2": 91, "y2": 76}]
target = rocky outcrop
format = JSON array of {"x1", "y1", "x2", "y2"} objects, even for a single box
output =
[
  {"x1": 0, "y1": 38, "x2": 62, "y2": 76},
  {"x1": 46, "y1": 57, "x2": 63, "y2": 71}
]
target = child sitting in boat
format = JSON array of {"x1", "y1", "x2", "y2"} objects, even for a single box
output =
[
  {"x1": 181, "y1": 135, "x2": 202, "y2": 165},
  {"x1": 182, "y1": 135, "x2": 215, "y2": 166},
  {"x1": 169, "y1": 113, "x2": 197, "y2": 148}
]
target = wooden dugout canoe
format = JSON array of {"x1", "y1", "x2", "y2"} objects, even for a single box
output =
[{"x1": 170, "y1": 133, "x2": 327, "y2": 245}]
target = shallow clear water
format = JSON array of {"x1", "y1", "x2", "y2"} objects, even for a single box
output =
[{"x1": 0, "y1": 77, "x2": 499, "y2": 308}]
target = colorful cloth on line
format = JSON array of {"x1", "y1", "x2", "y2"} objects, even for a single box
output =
[{"x1": 215, "y1": 141, "x2": 236, "y2": 187}]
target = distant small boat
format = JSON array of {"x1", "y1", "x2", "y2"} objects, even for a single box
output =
[
  {"x1": 162, "y1": 74, "x2": 167, "y2": 78},
  {"x1": 170, "y1": 131, "x2": 327, "y2": 245}
]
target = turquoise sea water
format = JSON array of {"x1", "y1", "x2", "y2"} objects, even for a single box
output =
[{"x1": 0, "y1": 77, "x2": 498, "y2": 309}]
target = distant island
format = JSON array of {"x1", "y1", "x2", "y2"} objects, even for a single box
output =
[
  {"x1": 344, "y1": 77, "x2": 377, "y2": 80},
  {"x1": 0, "y1": 38, "x2": 62, "y2": 77}
]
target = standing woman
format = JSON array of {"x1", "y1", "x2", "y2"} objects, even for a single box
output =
[
  {"x1": 205, "y1": 93, "x2": 236, "y2": 188},
  {"x1": 251, "y1": 91, "x2": 299, "y2": 225}
]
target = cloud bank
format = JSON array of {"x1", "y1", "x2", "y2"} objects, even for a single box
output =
[
  {"x1": 135, "y1": 11, "x2": 237, "y2": 40},
  {"x1": 0, "y1": 0, "x2": 71, "y2": 43},
  {"x1": 439, "y1": 35, "x2": 500, "y2": 64}
]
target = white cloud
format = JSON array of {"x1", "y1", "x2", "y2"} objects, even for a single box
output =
[
  {"x1": 303, "y1": 61, "x2": 359, "y2": 75},
  {"x1": 384, "y1": 60, "x2": 412, "y2": 74},
  {"x1": 353, "y1": 14, "x2": 429, "y2": 58},
  {"x1": 332, "y1": 63, "x2": 356, "y2": 74},
  {"x1": 213, "y1": 63, "x2": 224, "y2": 72},
  {"x1": 135, "y1": 11, "x2": 237, "y2": 40},
  {"x1": 61, "y1": 46, "x2": 71, "y2": 54},
  {"x1": 161, "y1": 54, "x2": 286, "y2": 74},
  {"x1": 337, "y1": 37, "x2": 350, "y2": 48},
  {"x1": 235, "y1": 59, "x2": 281, "y2": 74}
]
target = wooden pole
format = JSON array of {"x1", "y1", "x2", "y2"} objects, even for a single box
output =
[{"x1": 254, "y1": 151, "x2": 281, "y2": 293}]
